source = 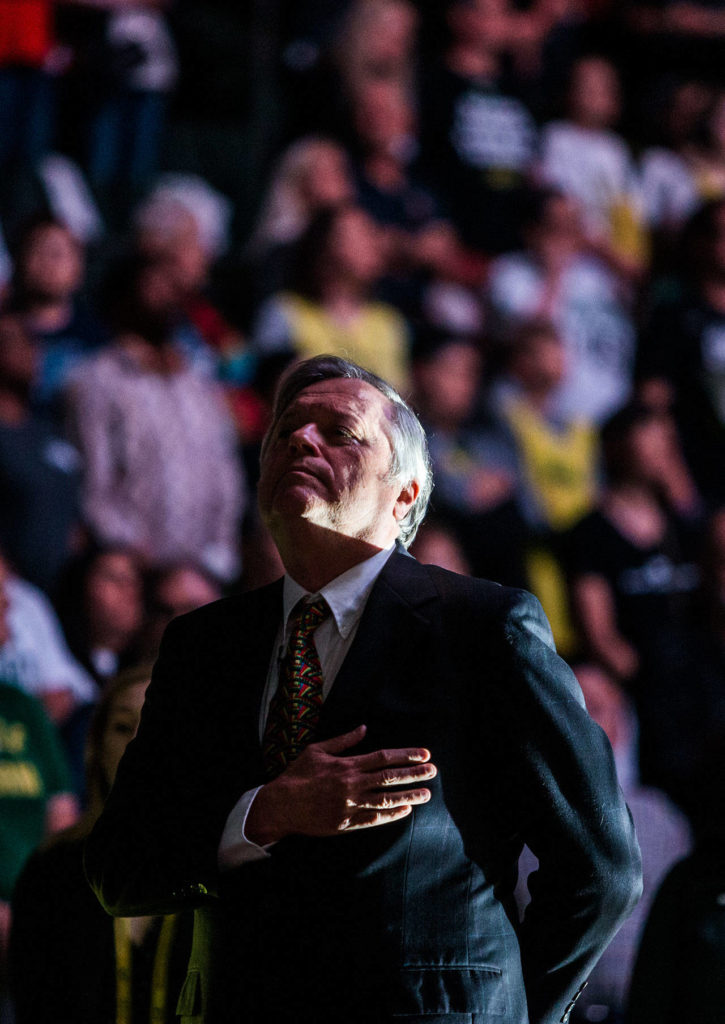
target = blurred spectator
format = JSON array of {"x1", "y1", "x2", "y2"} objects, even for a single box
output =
[
  {"x1": 626, "y1": 0, "x2": 725, "y2": 84},
  {"x1": 9, "y1": 664, "x2": 191, "y2": 1024},
  {"x1": 54, "y1": 543, "x2": 144, "y2": 795},
  {"x1": 539, "y1": 54, "x2": 648, "y2": 280},
  {"x1": 627, "y1": 732, "x2": 725, "y2": 1023},
  {"x1": 411, "y1": 329, "x2": 526, "y2": 584},
  {"x1": 0, "y1": 553, "x2": 95, "y2": 726},
  {"x1": 637, "y1": 198, "x2": 725, "y2": 503},
  {"x1": 677, "y1": 88, "x2": 725, "y2": 202},
  {"x1": 639, "y1": 79, "x2": 704, "y2": 263},
  {"x1": 55, "y1": 545, "x2": 143, "y2": 687},
  {"x1": 0, "y1": 0, "x2": 57, "y2": 186},
  {"x1": 66, "y1": 253, "x2": 246, "y2": 582},
  {"x1": 568, "y1": 664, "x2": 690, "y2": 1024},
  {"x1": 409, "y1": 517, "x2": 472, "y2": 575},
  {"x1": 635, "y1": 506, "x2": 725, "y2": 815},
  {"x1": 66, "y1": 0, "x2": 178, "y2": 206},
  {"x1": 417, "y1": 0, "x2": 538, "y2": 254},
  {"x1": 334, "y1": 0, "x2": 419, "y2": 103},
  {"x1": 487, "y1": 188, "x2": 636, "y2": 422},
  {"x1": 252, "y1": 203, "x2": 410, "y2": 391},
  {"x1": 134, "y1": 561, "x2": 221, "y2": 662},
  {"x1": 350, "y1": 78, "x2": 488, "y2": 323},
  {"x1": 133, "y1": 184, "x2": 246, "y2": 386},
  {"x1": 492, "y1": 318, "x2": 598, "y2": 533},
  {"x1": 515, "y1": 661, "x2": 691, "y2": 1023},
  {"x1": 0, "y1": 563, "x2": 77, "y2": 991},
  {"x1": 7, "y1": 216, "x2": 107, "y2": 417},
  {"x1": 247, "y1": 136, "x2": 356, "y2": 300},
  {"x1": 564, "y1": 402, "x2": 701, "y2": 689},
  {"x1": 0, "y1": 313, "x2": 82, "y2": 592}
]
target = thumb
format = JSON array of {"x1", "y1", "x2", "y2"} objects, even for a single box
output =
[{"x1": 316, "y1": 724, "x2": 367, "y2": 756}]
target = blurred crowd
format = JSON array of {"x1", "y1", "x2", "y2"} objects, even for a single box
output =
[{"x1": 2, "y1": 1, "x2": 725, "y2": 1022}]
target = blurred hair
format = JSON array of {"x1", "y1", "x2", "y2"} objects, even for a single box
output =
[
  {"x1": 262, "y1": 354, "x2": 433, "y2": 546},
  {"x1": 248, "y1": 136, "x2": 350, "y2": 253}
]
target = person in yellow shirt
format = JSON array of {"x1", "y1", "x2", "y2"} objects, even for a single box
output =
[{"x1": 252, "y1": 203, "x2": 410, "y2": 393}]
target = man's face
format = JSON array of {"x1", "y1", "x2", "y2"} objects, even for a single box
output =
[{"x1": 258, "y1": 379, "x2": 406, "y2": 547}]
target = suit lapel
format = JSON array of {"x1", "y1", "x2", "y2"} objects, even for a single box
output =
[
  {"x1": 318, "y1": 550, "x2": 440, "y2": 738},
  {"x1": 215, "y1": 579, "x2": 283, "y2": 778}
]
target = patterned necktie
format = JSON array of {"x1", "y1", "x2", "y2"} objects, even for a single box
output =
[{"x1": 263, "y1": 597, "x2": 331, "y2": 778}]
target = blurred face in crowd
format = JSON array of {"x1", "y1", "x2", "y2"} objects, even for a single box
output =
[
  {"x1": 415, "y1": 341, "x2": 481, "y2": 427},
  {"x1": 347, "y1": 0, "x2": 418, "y2": 70},
  {"x1": 528, "y1": 195, "x2": 583, "y2": 269},
  {"x1": 168, "y1": 216, "x2": 208, "y2": 294},
  {"x1": 85, "y1": 551, "x2": 143, "y2": 648},
  {"x1": 511, "y1": 329, "x2": 566, "y2": 396},
  {"x1": 354, "y1": 81, "x2": 414, "y2": 157},
  {"x1": 410, "y1": 523, "x2": 471, "y2": 575},
  {"x1": 298, "y1": 143, "x2": 354, "y2": 210},
  {"x1": 569, "y1": 57, "x2": 621, "y2": 130},
  {"x1": 100, "y1": 680, "x2": 149, "y2": 789},
  {"x1": 448, "y1": 0, "x2": 512, "y2": 52},
  {"x1": 326, "y1": 207, "x2": 385, "y2": 285},
  {"x1": 139, "y1": 566, "x2": 222, "y2": 662},
  {"x1": 0, "y1": 315, "x2": 37, "y2": 394},
  {"x1": 370, "y1": 0, "x2": 418, "y2": 62},
  {"x1": 21, "y1": 224, "x2": 84, "y2": 301},
  {"x1": 154, "y1": 566, "x2": 221, "y2": 620},
  {"x1": 624, "y1": 414, "x2": 677, "y2": 485}
]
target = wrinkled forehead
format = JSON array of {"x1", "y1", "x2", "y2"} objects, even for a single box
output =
[{"x1": 282, "y1": 378, "x2": 394, "y2": 429}]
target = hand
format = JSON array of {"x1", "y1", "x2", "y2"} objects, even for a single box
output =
[{"x1": 246, "y1": 725, "x2": 436, "y2": 845}]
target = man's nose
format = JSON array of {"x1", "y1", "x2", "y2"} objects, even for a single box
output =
[{"x1": 288, "y1": 422, "x2": 320, "y2": 453}]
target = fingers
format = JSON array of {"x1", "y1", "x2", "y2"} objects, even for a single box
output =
[
  {"x1": 373, "y1": 762, "x2": 437, "y2": 788},
  {"x1": 352, "y1": 746, "x2": 432, "y2": 772},
  {"x1": 349, "y1": 786, "x2": 432, "y2": 812},
  {"x1": 339, "y1": 805, "x2": 413, "y2": 832},
  {"x1": 315, "y1": 724, "x2": 367, "y2": 755}
]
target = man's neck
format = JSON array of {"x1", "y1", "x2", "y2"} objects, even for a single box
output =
[{"x1": 275, "y1": 523, "x2": 395, "y2": 592}]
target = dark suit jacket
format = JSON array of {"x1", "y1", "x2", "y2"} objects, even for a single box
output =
[{"x1": 85, "y1": 550, "x2": 642, "y2": 1024}]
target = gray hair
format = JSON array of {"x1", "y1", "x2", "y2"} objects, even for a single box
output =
[{"x1": 262, "y1": 355, "x2": 433, "y2": 546}]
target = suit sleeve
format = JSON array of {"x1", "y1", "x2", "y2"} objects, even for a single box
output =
[
  {"x1": 84, "y1": 616, "x2": 234, "y2": 916},
  {"x1": 474, "y1": 589, "x2": 642, "y2": 1024}
]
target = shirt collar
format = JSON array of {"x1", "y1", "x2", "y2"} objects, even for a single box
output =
[{"x1": 283, "y1": 544, "x2": 395, "y2": 640}]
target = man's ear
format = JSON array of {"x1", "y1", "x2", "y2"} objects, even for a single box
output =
[{"x1": 393, "y1": 479, "x2": 420, "y2": 523}]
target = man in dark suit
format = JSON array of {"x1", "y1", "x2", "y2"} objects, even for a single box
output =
[{"x1": 86, "y1": 355, "x2": 642, "y2": 1024}]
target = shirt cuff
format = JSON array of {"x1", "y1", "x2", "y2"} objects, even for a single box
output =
[{"x1": 218, "y1": 786, "x2": 274, "y2": 868}]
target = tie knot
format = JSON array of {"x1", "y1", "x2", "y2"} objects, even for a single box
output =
[{"x1": 291, "y1": 596, "x2": 330, "y2": 637}]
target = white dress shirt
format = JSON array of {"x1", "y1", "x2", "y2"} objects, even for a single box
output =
[{"x1": 218, "y1": 544, "x2": 395, "y2": 869}]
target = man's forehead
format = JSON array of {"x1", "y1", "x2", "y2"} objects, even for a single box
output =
[{"x1": 286, "y1": 378, "x2": 392, "y2": 417}]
